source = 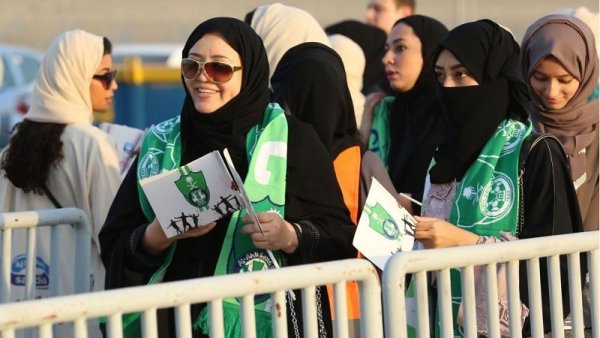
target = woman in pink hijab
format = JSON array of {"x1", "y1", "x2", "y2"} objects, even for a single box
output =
[
  {"x1": 522, "y1": 14, "x2": 598, "y2": 233},
  {"x1": 522, "y1": 14, "x2": 599, "y2": 334}
]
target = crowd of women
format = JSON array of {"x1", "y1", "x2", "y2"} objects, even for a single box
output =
[{"x1": 0, "y1": 2, "x2": 597, "y2": 337}]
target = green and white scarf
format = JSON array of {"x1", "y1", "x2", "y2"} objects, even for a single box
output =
[
  {"x1": 368, "y1": 96, "x2": 395, "y2": 169},
  {"x1": 406, "y1": 119, "x2": 531, "y2": 337},
  {"x1": 121, "y1": 102, "x2": 288, "y2": 338}
]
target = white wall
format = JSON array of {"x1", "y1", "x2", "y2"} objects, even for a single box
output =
[{"x1": 0, "y1": 0, "x2": 597, "y2": 50}]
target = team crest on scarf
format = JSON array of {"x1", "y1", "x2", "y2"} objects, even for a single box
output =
[
  {"x1": 174, "y1": 165, "x2": 210, "y2": 211},
  {"x1": 251, "y1": 196, "x2": 284, "y2": 217},
  {"x1": 226, "y1": 196, "x2": 284, "y2": 274},
  {"x1": 139, "y1": 149, "x2": 162, "y2": 178},
  {"x1": 479, "y1": 172, "x2": 514, "y2": 219},
  {"x1": 153, "y1": 117, "x2": 179, "y2": 142},
  {"x1": 500, "y1": 119, "x2": 528, "y2": 155}
]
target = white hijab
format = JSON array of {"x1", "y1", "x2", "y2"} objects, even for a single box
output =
[
  {"x1": 328, "y1": 34, "x2": 366, "y2": 127},
  {"x1": 250, "y1": 3, "x2": 331, "y2": 84},
  {"x1": 25, "y1": 29, "x2": 103, "y2": 125}
]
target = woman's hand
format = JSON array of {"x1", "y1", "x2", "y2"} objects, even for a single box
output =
[
  {"x1": 240, "y1": 212, "x2": 298, "y2": 254},
  {"x1": 414, "y1": 216, "x2": 479, "y2": 249},
  {"x1": 359, "y1": 91, "x2": 386, "y2": 145},
  {"x1": 142, "y1": 218, "x2": 217, "y2": 255}
]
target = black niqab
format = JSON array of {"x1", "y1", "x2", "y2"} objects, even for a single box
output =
[
  {"x1": 270, "y1": 42, "x2": 359, "y2": 159},
  {"x1": 429, "y1": 19, "x2": 530, "y2": 184}
]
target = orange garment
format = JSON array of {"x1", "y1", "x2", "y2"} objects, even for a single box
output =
[
  {"x1": 328, "y1": 145, "x2": 362, "y2": 321},
  {"x1": 333, "y1": 146, "x2": 361, "y2": 223}
]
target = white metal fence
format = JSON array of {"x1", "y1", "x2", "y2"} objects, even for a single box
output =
[
  {"x1": 0, "y1": 258, "x2": 383, "y2": 338},
  {"x1": 383, "y1": 231, "x2": 599, "y2": 338},
  {"x1": 0, "y1": 222, "x2": 597, "y2": 338},
  {"x1": 0, "y1": 208, "x2": 91, "y2": 303}
]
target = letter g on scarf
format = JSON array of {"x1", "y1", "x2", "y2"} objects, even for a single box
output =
[{"x1": 255, "y1": 141, "x2": 287, "y2": 185}]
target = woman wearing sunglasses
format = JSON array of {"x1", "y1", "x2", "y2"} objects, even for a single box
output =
[
  {"x1": 0, "y1": 29, "x2": 120, "y2": 337},
  {"x1": 99, "y1": 17, "x2": 355, "y2": 338}
]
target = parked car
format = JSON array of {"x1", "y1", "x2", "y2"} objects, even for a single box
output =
[{"x1": 0, "y1": 44, "x2": 42, "y2": 148}]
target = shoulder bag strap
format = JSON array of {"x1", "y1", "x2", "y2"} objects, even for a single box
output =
[{"x1": 41, "y1": 183, "x2": 63, "y2": 209}]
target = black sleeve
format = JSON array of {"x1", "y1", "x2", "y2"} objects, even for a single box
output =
[
  {"x1": 99, "y1": 157, "x2": 168, "y2": 290},
  {"x1": 284, "y1": 117, "x2": 357, "y2": 265},
  {"x1": 519, "y1": 137, "x2": 584, "y2": 335}
]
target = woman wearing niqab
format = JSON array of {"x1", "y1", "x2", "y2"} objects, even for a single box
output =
[{"x1": 409, "y1": 19, "x2": 583, "y2": 337}]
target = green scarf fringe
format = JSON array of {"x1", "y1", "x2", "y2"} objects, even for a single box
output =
[{"x1": 194, "y1": 302, "x2": 273, "y2": 338}]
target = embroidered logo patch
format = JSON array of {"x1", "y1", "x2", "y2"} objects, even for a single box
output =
[
  {"x1": 479, "y1": 172, "x2": 514, "y2": 220},
  {"x1": 500, "y1": 120, "x2": 527, "y2": 155},
  {"x1": 153, "y1": 118, "x2": 178, "y2": 142},
  {"x1": 139, "y1": 149, "x2": 161, "y2": 178},
  {"x1": 236, "y1": 251, "x2": 275, "y2": 303}
]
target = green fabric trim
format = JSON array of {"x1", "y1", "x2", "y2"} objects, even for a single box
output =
[
  {"x1": 203, "y1": 103, "x2": 288, "y2": 336},
  {"x1": 449, "y1": 119, "x2": 530, "y2": 236},
  {"x1": 368, "y1": 96, "x2": 395, "y2": 169},
  {"x1": 137, "y1": 116, "x2": 183, "y2": 220},
  {"x1": 193, "y1": 301, "x2": 273, "y2": 337},
  {"x1": 99, "y1": 242, "x2": 178, "y2": 338}
]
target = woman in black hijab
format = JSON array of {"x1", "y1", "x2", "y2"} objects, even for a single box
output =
[
  {"x1": 410, "y1": 19, "x2": 583, "y2": 337},
  {"x1": 99, "y1": 17, "x2": 355, "y2": 338},
  {"x1": 361, "y1": 15, "x2": 448, "y2": 214},
  {"x1": 271, "y1": 43, "x2": 358, "y2": 164},
  {"x1": 271, "y1": 41, "x2": 395, "y2": 333},
  {"x1": 271, "y1": 42, "x2": 396, "y2": 223}
]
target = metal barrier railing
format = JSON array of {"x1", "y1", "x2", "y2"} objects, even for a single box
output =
[
  {"x1": 1, "y1": 223, "x2": 596, "y2": 338},
  {"x1": 383, "y1": 231, "x2": 599, "y2": 338},
  {"x1": 0, "y1": 258, "x2": 382, "y2": 338},
  {"x1": 0, "y1": 208, "x2": 91, "y2": 303}
]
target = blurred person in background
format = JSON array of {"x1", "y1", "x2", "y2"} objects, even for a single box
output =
[
  {"x1": 554, "y1": 6, "x2": 600, "y2": 99},
  {"x1": 365, "y1": 0, "x2": 415, "y2": 34},
  {"x1": 328, "y1": 34, "x2": 366, "y2": 127},
  {"x1": 326, "y1": 20, "x2": 392, "y2": 95},
  {"x1": 521, "y1": 14, "x2": 599, "y2": 333},
  {"x1": 0, "y1": 29, "x2": 120, "y2": 338},
  {"x1": 360, "y1": 15, "x2": 448, "y2": 215},
  {"x1": 244, "y1": 2, "x2": 331, "y2": 87}
]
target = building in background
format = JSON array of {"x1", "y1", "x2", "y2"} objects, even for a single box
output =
[{"x1": 0, "y1": 0, "x2": 597, "y2": 49}]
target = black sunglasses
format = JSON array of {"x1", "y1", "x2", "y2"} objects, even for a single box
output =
[
  {"x1": 92, "y1": 70, "x2": 117, "y2": 89},
  {"x1": 181, "y1": 58, "x2": 242, "y2": 83}
]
